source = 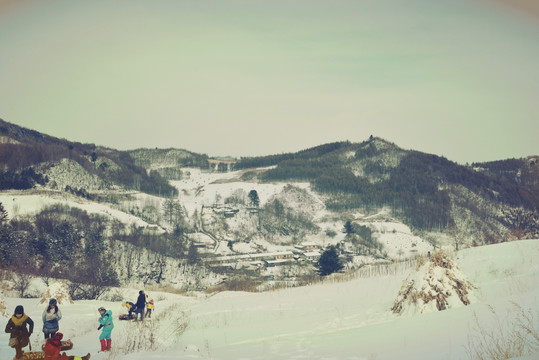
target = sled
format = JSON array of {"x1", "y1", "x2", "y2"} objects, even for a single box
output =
[
  {"x1": 22, "y1": 351, "x2": 45, "y2": 360},
  {"x1": 41, "y1": 339, "x2": 73, "y2": 351},
  {"x1": 119, "y1": 313, "x2": 135, "y2": 320}
]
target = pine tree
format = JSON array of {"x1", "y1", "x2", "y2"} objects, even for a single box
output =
[
  {"x1": 316, "y1": 246, "x2": 343, "y2": 276},
  {"x1": 248, "y1": 190, "x2": 260, "y2": 207}
]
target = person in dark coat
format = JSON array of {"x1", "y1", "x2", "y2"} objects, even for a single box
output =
[
  {"x1": 134, "y1": 290, "x2": 146, "y2": 321},
  {"x1": 5, "y1": 305, "x2": 34, "y2": 360}
]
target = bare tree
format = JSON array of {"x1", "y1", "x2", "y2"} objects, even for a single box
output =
[
  {"x1": 12, "y1": 272, "x2": 33, "y2": 298},
  {"x1": 423, "y1": 233, "x2": 440, "y2": 250},
  {"x1": 448, "y1": 226, "x2": 467, "y2": 251}
]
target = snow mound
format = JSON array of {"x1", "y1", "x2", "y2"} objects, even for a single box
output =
[
  {"x1": 391, "y1": 250, "x2": 476, "y2": 315},
  {"x1": 39, "y1": 280, "x2": 73, "y2": 305}
]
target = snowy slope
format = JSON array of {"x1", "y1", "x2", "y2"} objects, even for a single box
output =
[
  {"x1": 1, "y1": 165, "x2": 440, "y2": 265},
  {"x1": 0, "y1": 191, "x2": 158, "y2": 231},
  {"x1": 1, "y1": 239, "x2": 538, "y2": 360}
]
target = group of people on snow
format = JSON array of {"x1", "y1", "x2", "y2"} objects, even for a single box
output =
[
  {"x1": 4, "y1": 300, "x2": 89, "y2": 360},
  {"x1": 4, "y1": 291, "x2": 153, "y2": 360},
  {"x1": 122, "y1": 290, "x2": 154, "y2": 320}
]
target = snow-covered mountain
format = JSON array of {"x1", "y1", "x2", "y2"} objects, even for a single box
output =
[{"x1": 1, "y1": 118, "x2": 538, "y2": 293}]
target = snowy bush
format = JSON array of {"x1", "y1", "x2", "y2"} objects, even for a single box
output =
[
  {"x1": 39, "y1": 280, "x2": 73, "y2": 305},
  {"x1": 391, "y1": 250, "x2": 476, "y2": 314},
  {"x1": 0, "y1": 290, "x2": 8, "y2": 317}
]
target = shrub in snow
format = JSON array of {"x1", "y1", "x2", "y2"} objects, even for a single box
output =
[
  {"x1": 465, "y1": 303, "x2": 539, "y2": 360},
  {"x1": 39, "y1": 280, "x2": 73, "y2": 305},
  {"x1": 0, "y1": 290, "x2": 8, "y2": 317},
  {"x1": 391, "y1": 250, "x2": 475, "y2": 315}
]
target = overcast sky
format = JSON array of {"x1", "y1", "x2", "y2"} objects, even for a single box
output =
[{"x1": 0, "y1": 0, "x2": 537, "y2": 163}]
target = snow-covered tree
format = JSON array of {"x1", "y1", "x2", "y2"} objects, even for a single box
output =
[
  {"x1": 248, "y1": 190, "x2": 260, "y2": 208},
  {"x1": 40, "y1": 280, "x2": 73, "y2": 305}
]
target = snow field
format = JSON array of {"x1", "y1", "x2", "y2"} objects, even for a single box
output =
[{"x1": 1, "y1": 240, "x2": 538, "y2": 359}]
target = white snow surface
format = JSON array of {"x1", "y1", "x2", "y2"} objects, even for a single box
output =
[
  {"x1": 1, "y1": 240, "x2": 538, "y2": 360},
  {"x1": 1, "y1": 167, "x2": 439, "y2": 265},
  {"x1": 0, "y1": 192, "x2": 155, "y2": 231},
  {"x1": 170, "y1": 168, "x2": 311, "y2": 216}
]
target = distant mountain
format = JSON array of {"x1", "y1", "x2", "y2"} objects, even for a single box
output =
[
  {"x1": 0, "y1": 118, "x2": 177, "y2": 197},
  {"x1": 1, "y1": 118, "x2": 538, "y2": 295},
  {"x1": 1, "y1": 118, "x2": 538, "y2": 242},
  {"x1": 233, "y1": 137, "x2": 538, "y2": 239}
]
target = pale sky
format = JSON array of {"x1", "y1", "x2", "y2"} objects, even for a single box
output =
[{"x1": 0, "y1": 0, "x2": 537, "y2": 163}]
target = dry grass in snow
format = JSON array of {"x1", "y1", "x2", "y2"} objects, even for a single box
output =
[{"x1": 392, "y1": 250, "x2": 476, "y2": 315}]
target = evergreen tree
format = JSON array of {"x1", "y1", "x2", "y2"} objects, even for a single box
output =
[
  {"x1": 316, "y1": 245, "x2": 343, "y2": 276},
  {"x1": 248, "y1": 190, "x2": 260, "y2": 207},
  {"x1": 187, "y1": 243, "x2": 199, "y2": 265},
  {"x1": 344, "y1": 220, "x2": 354, "y2": 234}
]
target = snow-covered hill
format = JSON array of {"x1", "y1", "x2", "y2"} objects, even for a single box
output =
[
  {"x1": 0, "y1": 162, "x2": 443, "y2": 288},
  {"x1": 1, "y1": 240, "x2": 538, "y2": 360}
]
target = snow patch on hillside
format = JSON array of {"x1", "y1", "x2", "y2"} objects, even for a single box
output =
[
  {"x1": 38, "y1": 159, "x2": 112, "y2": 191},
  {"x1": 0, "y1": 192, "x2": 157, "y2": 231},
  {"x1": 170, "y1": 168, "x2": 309, "y2": 216}
]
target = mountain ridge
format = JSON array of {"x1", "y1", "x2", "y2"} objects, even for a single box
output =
[
  {"x1": 1, "y1": 118, "x2": 537, "y2": 236},
  {"x1": 1, "y1": 118, "x2": 538, "y2": 294}
]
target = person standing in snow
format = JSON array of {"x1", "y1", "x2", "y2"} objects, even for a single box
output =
[
  {"x1": 43, "y1": 298, "x2": 62, "y2": 339},
  {"x1": 145, "y1": 299, "x2": 154, "y2": 319},
  {"x1": 134, "y1": 290, "x2": 146, "y2": 321},
  {"x1": 44, "y1": 332, "x2": 90, "y2": 360},
  {"x1": 5, "y1": 305, "x2": 34, "y2": 360},
  {"x1": 97, "y1": 307, "x2": 114, "y2": 352}
]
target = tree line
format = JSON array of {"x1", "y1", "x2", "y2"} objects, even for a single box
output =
[
  {"x1": 234, "y1": 141, "x2": 351, "y2": 170},
  {"x1": 0, "y1": 203, "x2": 118, "y2": 298},
  {"x1": 0, "y1": 202, "x2": 196, "y2": 297}
]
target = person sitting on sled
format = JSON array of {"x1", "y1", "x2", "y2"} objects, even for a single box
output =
[
  {"x1": 44, "y1": 332, "x2": 90, "y2": 360},
  {"x1": 97, "y1": 307, "x2": 114, "y2": 352},
  {"x1": 121, "y1": 301, "x2": 136, "y2": 319},
  {"x1": 5, "y1": 305, "x2": 34, "y2": 360}
]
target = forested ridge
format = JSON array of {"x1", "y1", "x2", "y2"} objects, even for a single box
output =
[
  {"x1": 239, "y1": 138, "x2": 538, "y2": 232},
  {"x1": 0, "y1": 119, "x2": 177, "y2": 197}
]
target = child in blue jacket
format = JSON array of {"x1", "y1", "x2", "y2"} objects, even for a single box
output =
[{"x1": 97, "y1": 307, "x2": 114, "y2": 352}]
